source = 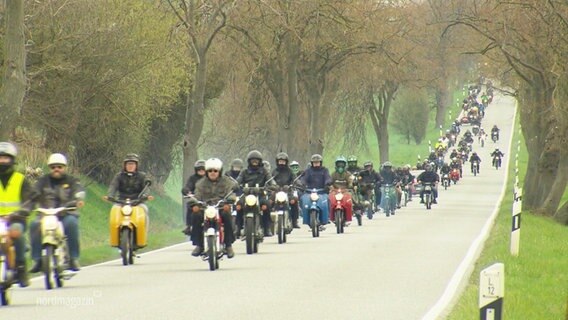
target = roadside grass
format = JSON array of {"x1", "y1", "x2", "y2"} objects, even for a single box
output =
[{"x1": 446, "y1": 111, "x2": 568, "y2": 319}]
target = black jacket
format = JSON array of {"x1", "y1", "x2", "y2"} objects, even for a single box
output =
[
  {"x1": 236, "y1": 166, "x2": 275, "y2": 188},
  {"x1": 108, "y1": 171, "x2": 149, "y2": 200},
  {"x1": 417, "y1": 171, "x2": 439, "y2": 184},
  {"x1": 182, "y1": 174, "x2": 204, "y2": 195},
  {"x1": 272, "y1": 166, "x2": 296, "y2": 187},
  {"x1": 32, "y1": 174, "x2": 84, "y2": 209}
]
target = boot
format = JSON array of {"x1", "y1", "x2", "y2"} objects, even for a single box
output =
[
  {"x1": 292, "y1": 217, "x2": 300, "y2": 229},
  {"x1": 191, "y1": 246, "x2": 203, "y2": 257},
  {"x1": 69, "y1": 259, "x2": 81, "y2": 271},
  {"x1": 29, "y1": 259, "x2": 42, "y2": 273},
  {"x1": 225, "y1": 246, "x2": 235, "y2": 259},
  {"x1": 16, "y1": 263, "x2": 30, "y2": 287}
]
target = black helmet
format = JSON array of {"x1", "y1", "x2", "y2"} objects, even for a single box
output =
[
  {"x1": 247, "y1": 150, "x2": 263, "y2": 162},
  {"x1": 231, "y1": 158, "x2": 243, "y2": 168},
  {"x1": 310, "y1": 154, "x2": 323, "y2": 162},
  {"x1": 194, "y1": 159, "x2": 206, "y2": 170},
  {"x1": 123, "y1": 153, "x2": 139, "y2": 164},
  {"x1": 276, "y1": 152, "x2": 289, "y2": 162},
  {"x1": 363, "y1": 161, "x2": 372, "y2": 168}
]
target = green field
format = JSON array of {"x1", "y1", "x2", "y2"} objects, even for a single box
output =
[{"x1": 446, "y1": 111, "x2": 568, "y2": 319}]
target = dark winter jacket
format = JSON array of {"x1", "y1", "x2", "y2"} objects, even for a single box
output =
[{"x1": 107, "y1": 171, "x2": 149, "y2": 200}]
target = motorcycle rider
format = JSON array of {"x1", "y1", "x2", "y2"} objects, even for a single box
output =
[
  {"x1": 417, "y1": 164, "x2": 439, "y2": 204},
  {"x1": 225, "y1": 158, "x2": 243, "y2": 180},
  {"x1": 290, "y1": 161, "x2": 303, "y2": 177},
  {"x1": 450, "y1": 157, "x2": 463, "y2": 178},
  {"x1": 449, "y1": 148, "x2": 459, "y2": 160},
  {"x1": 469, "y1": 152, "x2": 482, "y2": 173},
  {"x1": 329, "y1": 157, "x2": 354, "y2": 225},
  {"x1": 358, "y1": 161, "x2": 382, "y2": 210},
  {"x1": 491, "y1": 148, "x2": 505, "y2": 167},
  {"x1": 188, "y1": 158, "x2": 237, "y2": 258},
  {"x1": 300, "y1": 154, "x2": 332, "y2": 228},
  {"x1": 399, "y1": 164, "x2": 415, "y2": 203},
  {"x1": 0, "y1": 142, "x2": 33, "y2": 287},
  {"x1": 491, "y1": 125, "x2": 500, "y2": 141},
  {"x1": 379, "y1": 162, "x2": 400, "y2": 214},
  {"x1": 347, "y1": 155, "x2": 362, "y2": 175},
  {"x1": 271, "y1": 152, "x2": 300, "y2": 228},
  {"x1": 30, "y1": 153, "x2": 86, "y2": 273},
  {"x1": 236, "y1": 150, "x2": 276, "y2": 237},
  {"x1": 180, "y1": 160, "x2": 206, "y2": 235}
]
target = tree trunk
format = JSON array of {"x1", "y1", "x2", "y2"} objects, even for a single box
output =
[
  {"x1": 183, "y1": 51, "x2": 207, "y2": 182},
  {"x1": 0, "y1": 0, "x2": 26, "y2": 140},
  {"x1": 435, "y1": 86, "x2": 449, "y2": 128},
  {"x1": 286, "y1": 41, "x2": 301, "y2": 161},
  {"x1": 554, "y1": 201, "x2": 568, "y2": 225}
]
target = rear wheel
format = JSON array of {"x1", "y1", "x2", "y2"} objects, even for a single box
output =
[
  {"x1": 356, "y1": 211, "x2": 363, "y2": 225},
  {"x1": 335, "y1": 210, "x2": 341, "y2": 234},
  {"x1": 207, "y1": 235, "x2": 217, "y2": 271}
]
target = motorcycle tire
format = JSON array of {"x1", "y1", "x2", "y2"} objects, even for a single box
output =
[
  {"x1": 245, "y1": 217, "x2": 254, "y2": 255},
  {"x1": 0, "y1": 288, "x2": 8, "y2": 306},
  {"x1": 310, "y1": 210, "x2": 318, "y2": 238},
  {"x1": 207, "y1": 235, "x2": 217, "y2": 271},
  {"x1": 42, "y1": 245, "x2": 55, "y2": 290},
  {"x1": 335, "y1": 210, "x2": 342, "y2": 234},
  {"x1": 120, "y1": 228, "x2": 131, "y2": 266},
  {"x1": 277, "y1": 215, "x2": 284, "y2": 244}
]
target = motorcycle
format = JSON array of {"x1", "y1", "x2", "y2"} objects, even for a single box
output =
[
  {"x1": 270, "y1": 184, "x2": 294, "y2": 244},
  {"x1": 472, "y1": 125, "x2": 480, "y2": 136},
  {"x1": 493, "y1": 155, "x2": 502, "y2": 170},
  {"x1": 479, "y1": 134, "x2": 486, "y2": 148},
  {"x1": 422, "y1": 183, "x2": 434, "y2": 210},
  {"x1": 360, "y1": 183, "x2": 376, "y2": 220},
  {"x1": 450, "y1": 168, "x2": 460, "y2": 184},
  {"x1": 299, "y1": 187, "x2": 327, "y2": 238},
  {"x1": 0, "y1": 216, "x2": 18, "y2": 305},
  {"x1": 331, "y1": 188, "x2": 348, "y2": 234},
  {"x1": 37, "y1": 205, "x2": 77, "y2": 290},
  {"x1": 241, "y1": 184, "x2": 266, "y2": 254},
  {"x1": 472, "y1": 160, "x2": 480, "y2": 176},
  {"x1": 189, "y1": 195, "x2": 233, "y2": 271},
  {"x1": 107, "y1": 181, "x2": 152, "y2": 266},
  {"x1": 492, "y1": 132, "x2": 499, "y2": 143},
  {"x1": 380, "y1": 184, "x2": 396, "y2": 217},
  {"x1": 441, "y1": 173, "x2": 451, "y2": 190}
]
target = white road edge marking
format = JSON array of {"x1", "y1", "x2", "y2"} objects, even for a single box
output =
[{"x1": 422, "y1": 97, "x2": 518, "y2": 320}]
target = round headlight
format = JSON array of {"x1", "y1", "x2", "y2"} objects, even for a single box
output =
[
  {"x1": 204, "y1": 207, "x2": 217, "y2": 219},
  {"x1": 122, "y1": 205, "x2": 133, "y2": 216},
  {"x1": 310, "y1": 193, "x2": 319, "y2": 201},
  {"x1": 335, "y1": 193, "x2": 344, "y2": 201},
  {"x1": 275, "y1": 191, "x2": 287, "y2": 203},
  {"x1": 245, "y1": 195, "x2": 257, "y2": 206}
]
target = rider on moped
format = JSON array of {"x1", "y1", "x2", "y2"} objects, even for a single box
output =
[
  {"x1": 328, "y1": 157, "x2": 354, "y2": 225},
  {"x1": 188, "y1": 158, "x2": 237, "y2": 258},
  {"x1": 299, "y1": 154, "x2": 332, "y2": 227}
]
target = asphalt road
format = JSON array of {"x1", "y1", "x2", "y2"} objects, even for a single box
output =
[{"x1": 1, "y1": 93, "x2": 516, "y2": 320}]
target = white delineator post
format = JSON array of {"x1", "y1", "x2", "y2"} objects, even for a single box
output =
[
  {"x1": 511, "y1": 187, "x2": 522, "y2": 256},
  {"x1": 479, "y1": 263, "x2": 504, "y2": 320}
]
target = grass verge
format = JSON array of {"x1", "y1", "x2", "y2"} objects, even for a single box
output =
[{"x1": 446, "y1": 110, "x2": 568, "y2": 319}]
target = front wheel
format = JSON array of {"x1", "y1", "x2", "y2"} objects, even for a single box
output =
[
  {"x1": 245, "y1": 217, "x2": 254, "y2": 255},
  {"x1": 120, "y1": 228, "x2": 132, "y2": 266},
  {"x1": 277, "y1": 215, "x2": 284, "y2": 244},
  {"x1": 356, "y1": 211, "x2": 363, "y2": 225},
  {"x1": 0, "y1": 288, "x2": 9, "y2": 306},
  {"x1": 335, "y1": 209, "x2": 342, "y2": 234},
  {"x1": 207, "y1": 235, "x2": 217, "y2": 271},
  {"x1": 310, "y1": 210, "x2": 319, "y2": 238},
  {"x1": 42, "y1": 245, "x2": 55, "y2": 290}
]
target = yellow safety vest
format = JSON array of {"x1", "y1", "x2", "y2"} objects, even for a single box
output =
[{"x1": 0, "y1": 172, "x2": 24, "y2": 216}]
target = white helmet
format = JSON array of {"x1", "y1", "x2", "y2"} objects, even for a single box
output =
[
  {"x1": 205, "y1": 158, "x2": 223, "y2": 171},
  {"x1": 0, "y1": 142, "x2": 17, "y2": 158},
  {"x1": 47, "y1": 153, "x2": 68, "y2": 166}
]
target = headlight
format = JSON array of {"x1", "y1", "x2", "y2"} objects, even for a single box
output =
[
  {"x1": 43, "y1": 215, "x2": 59, "y2": 230},
  {"x1": 204, "y1": 207, "x2": 217, "y2": 219},
  {"x1": 245, "y1": 195, "x2": 257, "y2": 206},
  {"x1": 310, "y1": 193, "x2": 319, "y2": 201},
  {"x1": 0, "y1": 220, "x2": 8, "y2": 235},
  {"x1": 121, "y1": 205, "x2": 132, "y2": 216},
  {"x1": 275, "y1": 191, "x2": 287, "y2": 203},
  {"x1": 335, "y1": 193, "x2": 344, "y2": 201}
]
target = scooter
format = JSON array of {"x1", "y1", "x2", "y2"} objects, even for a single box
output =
[
  {"x1": 299, "y1": 187, "x2": 327, "y2": 238},
  {"x1": 37, "y1": 205, "x2": 78, "y2": 290},
  {"x1": 331, "y1": 188, "x2": 348, "y2": 234},
  {"x1": 0, "y1": 216, "x2": 17, "y2": 305},
  {"x1": 107, "y1": 181, "x2": 153, "y2": 266},
  {"x1": 422, "y1": 183, "x2": 434, "y2": 210},
  {"x1": 241, "y1": 184, "x2": 266, "y2": 254},
  {"x1": 442, "y1": 173, "x2": 451, "y2": 190},
  {"x1": 450, "y1": 168, "x2": 460, "y2": 184}
]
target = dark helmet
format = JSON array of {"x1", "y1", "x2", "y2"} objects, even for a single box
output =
[
  {"x1": 194, "y1": 159, "x2": 206, "y2": 170},
  {"x1": 247, "y1": 150, "x2": 263, "y2": 162},
  {"x1": 276, "y1": 152, "x2": 289, "y2": 163},
  {"x1": 123, "y1": 153, "x2": 139, "y2": 164},
  {"x1": 363, "y1": 161, "x2": 373, "y2": 168},
  {"x1": 382, "y1": 161, "x2": 393, "y2": 169},
  {"x1": 231, "y1": 158, "x2": 243, "y2": 168},
  {"x1": 310, "y1": 154, "x2": 323, "y2": 163},
  {"x1": 425, "y1": 163, "x2": 433, "y2": 171}
]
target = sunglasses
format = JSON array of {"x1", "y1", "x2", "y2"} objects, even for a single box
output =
[
  {"x1": 207, "y1": 169, "x2": 219, "y2": 173},
  {"x1": 49, "y1": 165, "x2": 64, "y2": 170}
]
